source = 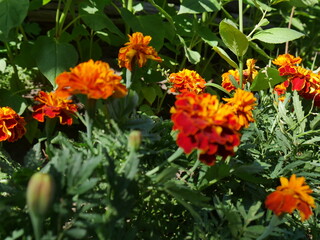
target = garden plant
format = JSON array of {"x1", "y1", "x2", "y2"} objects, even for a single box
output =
[{"x1": 1, "y1": 0, "x2": 320, "y2": 239}]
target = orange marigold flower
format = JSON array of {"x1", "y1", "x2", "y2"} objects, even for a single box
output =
[
  {"x1": 168, "y1": 69, "x2": 206, "y2": 94},
  {"x1": 170, "y1": 92, "x2": 241, "y2": 166},
  {"x1": 223, "y1": 89, "x2": 257, "y2": 130},
  {"x1": 274, "y1": 82, "x2": 287, "y2": 102},
  {"x1": 272, "y1": 54, "x2": 302, "y2": 67},
  {"x1": 265, "y1": 174, "x2": 315, "y2": 221},
  {"x1": 221, "y1": 59, "x2": 258, "y2": 92},
  {"x1": 55, "y1": 60, "x2": 128, "y2": 100},
  {"x1": 0, "y1": 107, "x2": 26, "y2": 142},
  {"x1": 32, "y1": 91, "x2": 78, "y2": 126},
  {"x1": 272, "y1": 54, "x2": 301, "y2": 76},
  {"x1": 118, "y1": 32, "x2": 162, "y2": 71}
]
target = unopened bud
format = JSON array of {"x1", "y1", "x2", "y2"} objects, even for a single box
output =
[
  {"x1": 26, "y1": 172, "x2": 55, "y2": 216},
  {"x1": 128, "y1": 130, "x2": 142, "y2": 151}
]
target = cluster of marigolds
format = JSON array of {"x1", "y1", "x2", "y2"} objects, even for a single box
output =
[{"x1": 0, "y1": 32, "x2": 315, "y2": 222}]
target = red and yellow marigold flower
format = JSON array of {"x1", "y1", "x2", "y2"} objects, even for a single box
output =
[
  {"x1": 265, "y1": 174, "x2": 315, "y2": 221},
  {"x1": 55, "y1": 60, "x2": 128, "y2": 100},
  {"x1": 32, "y1": 91, "x2": 78, "y2": 125},
  {"x1": 223, "y1": 89, "x2": 257, "y2": 130},
  {"x1": 0, "y1": 107, "x2": 26, "y2": 142},
  {"x1": 274, "y1": 82, "x2": 287, "y2": 102},
  {"x1": 168, "y1": 69, "x2": 206, "y2": 94},
  {"x1": 170, "y1": 92, "x2": 241, "y2": 166},
  {"x1": 118, "y1": 32, "x2": 162, "y2": 71},
  {"x1": 273, "y1": 54, "x2": 320, "y2": 106},
  {"x1": 221, "y1": 59, "x2": 258, "y2": 92}
]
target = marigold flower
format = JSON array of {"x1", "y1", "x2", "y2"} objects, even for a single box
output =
[
  {"x1": 55, "y1": 59, "x2": 128, "y2": 100},
  {"x1": 223, "y1": 89, "x2": 257, "y2": 130},
  {"x1": 0, "y1": 107, "x2": 26, "y2": 142},
  {"x1": 272, "y1": 54, "x2": 301, "y2": 76},
  {"x1": 265, "y1": 174, "x2": 315, "y2": 221},
  {"x1": 274, "y1": 83, "x2": 287, "y2": 102},
  {"x1": 169, "y1": 69, "x2": 206, "y2": 94},
  {"x1": 118, "y1": 32, "x2": 162, "y2": 71},
  {"x1": 32, "y1": 91, "x2": 78, "y2": 125},
  {"x1": 170, "y1": 92, "x2": 241, "y2": 166},
  {"x1": 221, "y1": 59, "x2": 258, "y2": 92},
  {"x1": 272, "y1": 54, "x2": 302, "y2": 67}
]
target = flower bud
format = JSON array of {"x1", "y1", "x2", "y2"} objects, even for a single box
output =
[
  {"x1": 26, "y1": 172, "x2": 55, "y2": 217},
  {"x1": 128, "y1": 130, "x2": 142, "y2": 151}
]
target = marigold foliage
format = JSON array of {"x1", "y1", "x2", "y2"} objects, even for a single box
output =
[
  {"x1": 168, "y1": 69, "x2": 206, "y2": 94},
  {"x1": 0, "y1": 107, "x2": 26, "y2": 142},
  {"x1": 32, "y1": 91, "x2": 78, "y2": 125},
  {"x1": 170, "y1": 92, "x2": 241, "y2": 166},
  {"x1": 265, "y1": 174, "x2": 315, "y2": 221},
  {"x1": 118, "y1": 32, "x2": 162, "y2": 71},
  {"x1": 221, "y1": 59, "x2": 258, "y2": 92},
  {"x1": 55, "y1": 59, "x2": 128, "y2": 100},
  {"x1": 223, "y1": 88, "x2": 257, "y2": 130}
]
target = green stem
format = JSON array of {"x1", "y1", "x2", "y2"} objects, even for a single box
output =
[
  {"x1": 30, "y1": 213, "x2": 43, "y2": 240},
  {"x1": 156, "y1": 91, "x2": 167, "y2": 115},
  {"x1": 257, "y1": 214, "x2": 282, "y2": 240},
  {"x1": 5, "y1": 42, "x2": 22, "y2": 91},
  {"x1": 55, "y1": 0, "x2": 62, "y2": 38},
  {"x1": 127, "y1": 0, "x2": 133, "y2": 12},
  {"x1": 56, "y1": 0, "x2": 73, "y2": 38},
  {"x1": 238, "y1": 0, "x2": 243, "y2": 33},
  {"x1": 238, "y1": 56, "x2": 244, "y2": 89}
]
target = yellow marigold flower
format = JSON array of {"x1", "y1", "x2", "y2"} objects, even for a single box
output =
[
  {"x1": 221, "y1": 59, "x2": 258, "y2": 92},
  {"x1": 265, "y1": 174, "x2": 315, "y2": 221},
  {"x1": 223, "y1": 89, "x2": 257, "y2": 130},
  {"x1": 0, "y1": 107, "x2": 26, "y2": 142},
  {"x1": 55, "y1": 60, "x2": 128, "y2": 100},
  {"x1": 169, "y1": 69, "x2": 206, "y2": 94},
  {"x1": 272, "y1": 54, "x2": 302, "y2": 66},
  {"x1": 118, "y1": 32, "x2": 162, "y2": 71},
  {"x1": 32, "y1": 91, "x2": 78, "y2": 125}
]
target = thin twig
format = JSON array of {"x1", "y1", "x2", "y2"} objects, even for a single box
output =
[{"x1": 285, "y1": 6, "x2": 296, "y2": 54}]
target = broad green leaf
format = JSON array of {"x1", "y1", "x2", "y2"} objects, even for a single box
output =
[
  {"x1": 219, "y1": 19, "x2": 249, "y2": 57},
  {"x1": 212, "y1": 46, "x2": 238, "y2": 68},
  {"x1": 252, "y1": 28, "x2": 304, "y2": 44},
  {"x1": 245, "y1": 0, "x2": 274, "y2": 11},
  {"x1": 0, "y1": 89, "x2": 27, "y2": 114},
  {"x1": 178, "y1": 35, "x2": 201, "y2": 64},
  {"x1": 249, "y1": 41, "x2": 271, "y2": 59},
  {"x1": 0, "y1": 0, "x2": 29, "y2": 40},
  {"x1": 197, "y1": 26, "x2": 219, "y2": 47},
  {"x1": 43, "y1": 0, "x2": 51, "y2": 4},
  {"x1": 178, "y1": 0, "x2": 221, "y2": 14},
  {"x1": 289, "y1": 0, "x2": 318, "y2": 7},
  {"x1": 250, "y1": 68, "x2": 286, "y2": 91},
  {"x1": 141, "y1": 86, "x2": 157, "y2": 104},
  {"x1": 35, "y1": 36, "x2": 78, "y2": 87}
]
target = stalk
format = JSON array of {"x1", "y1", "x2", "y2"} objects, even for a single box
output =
[{"x1": 238, "y1": 0, "x2": 244, "y2": 88}]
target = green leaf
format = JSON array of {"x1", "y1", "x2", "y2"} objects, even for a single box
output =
[
  {"x1": 197, "y1": 26, "x2": 219, "y2": 47},
  {"x1": 252, "y1": 28, "x2": 304, "y2": 44},
  {"x1": 219, "y1": 19, "x2": 249, "y2": 57},
  {"x1": 178, "y1": 0, "x2": 221, "y2": 14},
  {"x1": 141, "y1": 86, "x2": 157, "y2": 105},
  {"x1": 212, "y1": 46, "x2": 238, "y2": 68},
  {"x1": 0, "y1": 0, "x2": 29, "y2": 40},
  {"x1": 289, "y1": 0, "x2": 318, "y2": 7},
  {"x1": 0, "y1": 89, "x2": 27, "y2": 114},
  {"x1": 249, "y1": 41, "x2": 271, "y2": 59},
  {"x1": 250, "y1": 67, "x2": 286, "y2": 91},
  {"x1": 66, "y1": 228, "x2": 87, "y2": 239},
  {"x1": 178, "y1": 35, "x2": 201, "y2": 64},
  {"x1": 35, "y1": 36, "x2": 78, "y2": 87},
  {"x1": 292, "y1": 90, "x2": 306, "y2": 133}
]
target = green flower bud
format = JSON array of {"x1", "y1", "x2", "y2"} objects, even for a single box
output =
[
  {"x1": 26, "y1": 172, "x2": 55, "y2": 217},
  {"x1": 128, "y1": 130, "x2": 142, "y2": 151}
]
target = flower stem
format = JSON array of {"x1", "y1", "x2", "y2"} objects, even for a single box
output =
[
  {"x1": 238, "y1": 0, "x2": 244, "y2": 89},
  {"x1": 285, "y1": 7, "x2": 296, "y2": 54}
]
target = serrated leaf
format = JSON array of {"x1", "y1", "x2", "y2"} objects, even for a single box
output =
[
  {"x1": 35, "y1": 36, "x2": 78, "y2": 87},
  {"x1": 219, "y1": 19, "x2": 249, "y2": 57},
  {"x1": 178, "y1": 0, "x2": 221, "y2": 14},
  {"x1": 212, "y1": 46, "x2": 238, "y2": 68},
  {"x1": 292, "y1": 90, "x2": 306, "y2": 133},
  {"x1": 252, "y1": 28, "x2": 304, "y2": 44}
]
